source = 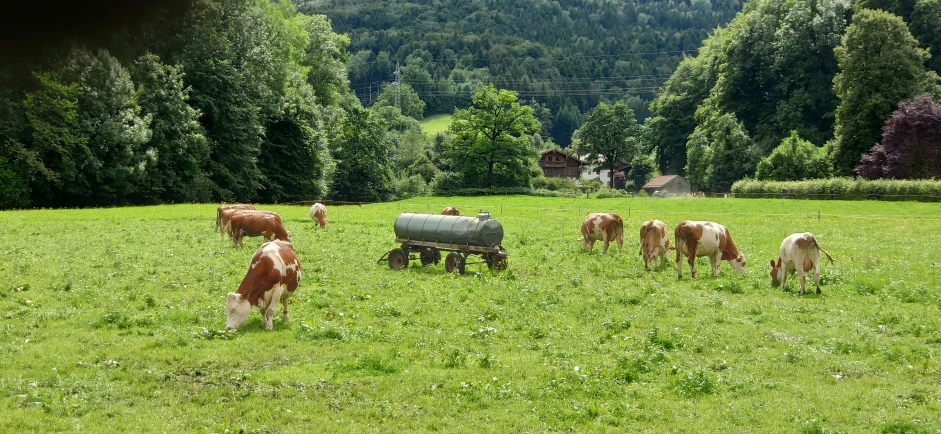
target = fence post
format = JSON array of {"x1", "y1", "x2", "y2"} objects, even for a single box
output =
[{"x1": 818, "y1": 211, "x2": 820, "y2": 221}]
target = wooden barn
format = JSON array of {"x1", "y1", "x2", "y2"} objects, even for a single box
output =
[
  {"x1": 642, "y1": 175, "x2": 691, "y2": 195},
  {"x1": 538, "y1": 150, "x2": 584, "y2": 178}
]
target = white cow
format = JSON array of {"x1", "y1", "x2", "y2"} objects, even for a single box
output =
[
  {"x1": 309, "y1": 203, "x2": 327, "y2": 229},
  {"x1": 769, "y1": 232, "x2": 834, "y2": 295},
  {"x1": 674, "y1": 221, "x2": 745, "y2": 278},
  {"x1": 226, "y1": 240, "x2": 301, "y2": 330}
]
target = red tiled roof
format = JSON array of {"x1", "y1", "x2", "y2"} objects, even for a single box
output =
[{"x1": 643, "y1": 175, "x2": 679, "y2": 188}]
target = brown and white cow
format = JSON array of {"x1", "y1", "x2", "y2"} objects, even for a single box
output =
[
  {"x1": 216, "y1": 203, "x2": 255, "y2": 239},
  {"x1": 674, "y1": 221, "x2": 745, "y2": 278},
  {"x1": 639, "y1": 219, "x2": 672, "y2": 270},
  {"x1": 441, "y1": 206, "x2": 461, "y2": 216},
  {"x1": 309, "y1": 203, "x2": 327, "y2": 229},
  {"x1": 577, "y1": 212, "x2": 623, "y2": 254},
  {"x1": 225, "y1": 240, "x2": 301, "y2": 330},
  {"x1": 770, "y1": 232, "x2": 834, "y2": 295},
  {"x1": 227, "y1": 210, "x2": 291, "y2": 247}
]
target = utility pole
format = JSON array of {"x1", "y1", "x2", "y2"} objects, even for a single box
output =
[{"x1": 394, "y1": 60, "x2": 401, "y2": 111}]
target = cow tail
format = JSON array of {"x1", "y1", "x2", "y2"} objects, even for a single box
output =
[{"x1": 811, "y1": 236, "x2": 835, "y2": 265}]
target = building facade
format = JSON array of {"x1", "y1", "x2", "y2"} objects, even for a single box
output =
[
  {"x1": 642, "y1": 175, "x2": 691, "y2": 195},
  {"x1": 538, "y1": 150, "x2": 584, "y2": 178}
]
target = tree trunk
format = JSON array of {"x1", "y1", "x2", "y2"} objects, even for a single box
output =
[{"x1": 608, "y1": 162, "x2": 615, "y2": 188}]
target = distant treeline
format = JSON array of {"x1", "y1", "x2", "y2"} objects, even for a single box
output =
[{"x1": 293, "y1": 0, "x2": 746, "y2": 145}]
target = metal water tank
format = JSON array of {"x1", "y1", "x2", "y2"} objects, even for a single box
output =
[{"x1": 393, "y1": 212, "x2": 503, "y2": 248}]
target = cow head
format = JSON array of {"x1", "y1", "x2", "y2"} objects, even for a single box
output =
[
  {"x1": 225, "y1": 292, "x2": 252, "y2": 330},
  {"x1": 769, "y1": 258, "x2": 784, "y2": 286},
  {"x1": 729, "y1": 253, "x2": 746, "y2": 273}
]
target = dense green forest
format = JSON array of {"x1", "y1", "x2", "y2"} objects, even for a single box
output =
[
  {"x1": 647, "y1": 0, "x2": 941, "y2": 191},
  {"x1": 293, "y1": 0, "x2": 746, "y2": 145},
  {"x1": 2, "y1": 0, "x2": 940, "y2": 209}
]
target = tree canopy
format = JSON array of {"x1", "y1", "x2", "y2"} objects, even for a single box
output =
[
  {"x1": 856, "y1": 93, "x2": 941, "y2": 179},
  {"x1": 574, "y1": 101, "x2": 643, "y2": 188},
  {"x1": 443, "y1": 85, "x2": 540, "y2": 188}
]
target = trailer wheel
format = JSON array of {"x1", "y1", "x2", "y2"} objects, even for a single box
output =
[
  {"x1": 420, "y1": 247, "x2": 440, "y2": 266},
  {"x1": 487, "y1": 253, "x2": 508, "y2": 271},
  {"x1": 387, "y1": 248, "x2": 409, "y2": 270},
  {"x1": 445, "y1": 252, "x2": 465, "y2": 274}
]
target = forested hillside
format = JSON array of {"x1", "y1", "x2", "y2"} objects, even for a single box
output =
[
  {"x1": 294, "y1": 0, "x2": 745, "y2": 145},
  {"x1": 647, "y1": 0, "x2": 941, "y2": 191}
]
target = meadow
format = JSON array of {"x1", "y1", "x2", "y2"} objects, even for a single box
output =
[
  {"x1": 419, "y1": 114, "x2": 453, "y2": 138},
  {"x1": 1, "y1": 196, "x2": 940, "y2": 433}
]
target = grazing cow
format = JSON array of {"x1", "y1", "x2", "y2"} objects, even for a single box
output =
[
  {"x1": 577, "y1": 212, "x2": 624, "y2": 254},
  {"x1": 216, "y1": 204, "x2": 255, "y2": 239},
  {"x1": 674, "y1": 221, "x2": 745, "y2": 278},
  {"x1": 441, "y1": 206, "x2": 460, "y2": 216},
  {"x1": 770, "y1": 232, "x2": 834, "y2": 295},
  {"x1": 226, "y1": 240, "x2": 301, "y2": 330},
  {"x1": 639, "y1": 219, "x2": 672, "y2": 270},
  {"x1": 227, "y1": 210, "x2": 291, "y2": 247},
  {"x1": 309, "y1": 203, "x2": 327, "y2": 229}
]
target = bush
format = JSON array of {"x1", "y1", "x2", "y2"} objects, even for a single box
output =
[
  {"x1": 531, "y1": 176, "x2": 577, "y2": 191},
  {"x1": 0, "y1": 156, "x2": 30, "y2": 209},
  {"x1": 730, "y1": 178, "x2": 941, "y2": 201},
  {"x1": 431, "y1": 171, "x2": 465, "y2": 195},
  {"x1": 593, "y1": 187, "x2": 631, "y2": 199},
  {"x1": 393, "y1": 174, "x2": 428, "y2": 199},
  {"x1": 755, "y1": 131, "x2": 831, "y2": 181},
  {"x1": 579, "y1": 178, "x2": 603, "y2": 194}
]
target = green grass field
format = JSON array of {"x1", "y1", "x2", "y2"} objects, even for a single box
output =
[
  {"x1": 1, "y1": 196, "x2": 940, "y2": 432},
  {"x1": 420, "y1": 114, "x2": 452, "y2": 138}
]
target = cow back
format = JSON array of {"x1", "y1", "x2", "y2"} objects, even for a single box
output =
[{"x1": 237, "y1": 241, "x2": 301, "y2": 307}]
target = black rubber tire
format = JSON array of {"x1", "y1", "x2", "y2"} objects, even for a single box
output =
[
  {"x1": 387, "y1": 248, "x2": 409, "y2": 270},
  {"x1": 420, "y1": 248, "x2": 440, "y2": 266},
  {"x1": 445, "y1": 252, "x2": 463, "y2": 274}
]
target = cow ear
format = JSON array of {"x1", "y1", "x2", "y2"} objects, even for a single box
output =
[{"x1": 769, "y1": 260, "x2": 776, "y2": 267}]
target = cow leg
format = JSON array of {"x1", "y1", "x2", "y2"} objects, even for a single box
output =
[
  {"x1": 602, "y1": 232, "x2": 610, "y2": 254},
  {"x1": 814, "y1": 265, "x2": 821, "y2": 295},
  {"x1": 616, "y1": 233, "x2": 623, "y2": 253},
  {"x1": 798, "y1": 269, "x2": 806, "y2": 296},
  {"x1": 688, "y1": 255, "x2": 696, "y2": 278},
  {"x1": 281, "y1": 294, "x2": 290, "y2": 323},
  {"x1": 675, "y1": 244, "x2": 684, "y2": 278},
  {"x1": 710, "y1": 254, "x2": 720, "y2": 277},
  {"x1": 263, "y1": 287, "x2": 286, "y2": 330}
]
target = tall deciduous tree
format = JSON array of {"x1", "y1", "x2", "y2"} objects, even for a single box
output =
[
  {"x1": 331, "y1": 103, "x2": 394, "y2": 202},
  {"x1": 832, "y1": 8, "x2": 932, "y2": 175},
  {"x1": 373, "y1": 83, "x2": 426, "y2": 120},
  {"x1": 647, "y1": 37, "x2": 720, "y2": 175},
  {"x1": 63, "y1": 48, "x2": 152, "y2": 206},
  {"x1": 856, "y1": 93, "x2": 941, "y2": 179},
  {"x1": 21, "y1": 72, "x2": 93, "y2": 206},
  {"x1": 574, "y1": 101, "x2": 642, "y2": 188},
  {"x1": 911, "y1": 0, "x2": 941, "y2": 74},
  {"x1": 444, "y1": 85, "x2": 540, "y2": 188},
  {"x1": 131, "y1": 53, "x2": 210, "y2": 203},
  {"x1": 685, "y1": 112, "x2": 755, "y2": 192}
]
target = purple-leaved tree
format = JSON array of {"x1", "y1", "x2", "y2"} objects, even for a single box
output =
[{"x1": 856, "y1": 94, "x2": 941, "y2": 179}]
